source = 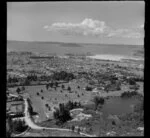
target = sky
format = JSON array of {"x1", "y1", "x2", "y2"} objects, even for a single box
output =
[{"x1": 7, "y1": 1, "x2": 145, "y2": 45}]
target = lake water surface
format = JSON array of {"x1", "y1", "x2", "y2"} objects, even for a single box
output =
[{"x1": 101, "y1": 97, "x2": 140, "y2": 115}]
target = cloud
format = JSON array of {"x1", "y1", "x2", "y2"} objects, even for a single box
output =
[{"x1": 44, "y1": 18, "x2": 144, "y2": 39}]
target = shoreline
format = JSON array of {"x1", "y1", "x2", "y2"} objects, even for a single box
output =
[{"x1": 87, "y1": 54, "x2": 144, "y2": 62}]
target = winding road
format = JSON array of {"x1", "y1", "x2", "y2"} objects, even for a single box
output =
[{"x1": 23, "y1": 98, "x2": 96, "y2": 137}]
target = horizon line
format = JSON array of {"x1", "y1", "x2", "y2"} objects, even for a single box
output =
[{"x1": 7, "y1": 39, "x2": 143, "y2": 46}]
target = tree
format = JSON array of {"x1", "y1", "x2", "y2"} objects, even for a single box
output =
[
  {"x1": 24, "y1": 78, "x2": 30, "y2": 85},
  {"x1": 85, "y1": 86, "x2": 93, "y2": 91},
  {"x1": 55, "y1": 82, "x2": 58, "y2": 87},
  {"x1": 128, "y1": 78, "x2": 136, "y2": 85},
  {"x1": 50, "y1": 82, "x2": 53, "y2": 88},
  {"x1": 93, "y1": 96, "x2": 105, "y2": 110},
  {"x1": 53, "y1": 103, "x2": 72, "y2": 124},
  {"x1": 67, "y1": 86, "x2": 71, "y2": 91},
  {"x1": 16, "y1": 87, "x2": 21, "y2": 94},
  {"x1": 71, "y1": 125, "x2": 75, "y2": 132},
  {"x1": 46, "y1": 84, "x2": 49, "y2": 90},
  {"x1": 65, "y1": 100, "x2": 73, "y2": 110},
  {"x1": 77, "y1": 127, "x2": 80, "y2": 134},
  {"x1": 45, "y1": 104, "x2": 49, "y2": 108},
  {"x1": 11, "y1": 119, "x2": 28, "y2": 133},
  {"x1": 61, "y1": 85, "x2": 65, "y2": 89}
]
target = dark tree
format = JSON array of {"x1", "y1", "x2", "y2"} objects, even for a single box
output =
[
  {"x1": 46, "y1": 84, "x2": 49, "y2": 90},
  {"x1": 93, "y1": 96, "x2": 105, "y2": 110},
  {"x1": 67, "y1": 86, "x2": 71, "y2": 91},
  {"x1": 85, "y1": 86, "x2": 93, "y2": 91},
  {"x1": 55, "y1": 81, "x2": 58, "y2": 87},
  {"x1": 77, "y1": 127, "x2": 80, "y2": 134},
  {"x1": 16, "y1": 87, "x2": 21, "y2": 94},
  {"x1": 61, "y1": 85, "x2": 65, "y2": 89},
  {"x1": 45, "y1": 104, "x2": 49, "y2": 108},
  {"x1": 53, "y1": 103, "x2": 72, "y2": 124},
  {"x1": 128, "y1": 78, "x2": 136, "y2": 85},
  {"x1": 71, "y1": 125, "x2": 75, "y2": 131},
  {"x1": 24, "y1": 78, "x2": 30, "y2": 85}
]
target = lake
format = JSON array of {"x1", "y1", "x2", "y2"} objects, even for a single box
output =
[{"x1": 101, "y1": 97, "x2": 140, "y2": 115}]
